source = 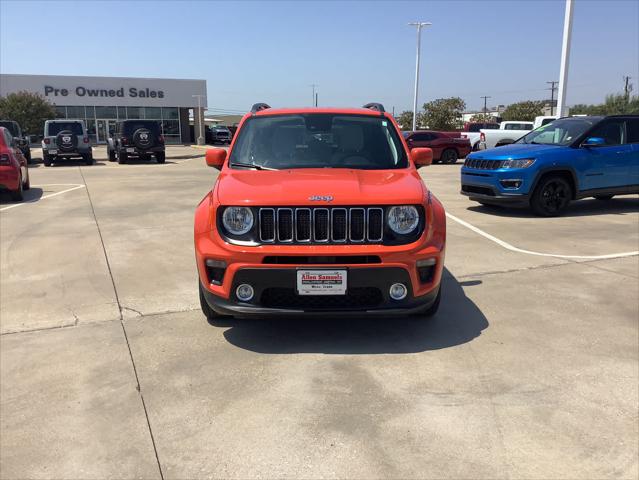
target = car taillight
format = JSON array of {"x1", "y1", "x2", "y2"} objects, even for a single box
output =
[
  {"x1": 44, "y1": 138, "x2": 50, "y2": 144},
  {"x1": 480, "y1": 132, "x2": 485, "y2": 142},
  {"x1": 83, "y1": 137, "x2": 89, "y2": 144},
  {"x1": 121, "y1": 137, "x2": 128, "y2": 145},
  {"x1": 159, "y1": 135, "x2": 165, "y2": 144},
  {"x1": 0, "y1": 153, "x2": 11, "y2": 165}
]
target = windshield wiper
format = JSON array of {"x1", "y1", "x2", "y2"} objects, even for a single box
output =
[{"x1": 229, "y1": 162, "x2": 278, "y2": 171}]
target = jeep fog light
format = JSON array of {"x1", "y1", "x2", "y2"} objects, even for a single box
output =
[
  {"x1": 236, "y1": 284, "x2": 255, "y2": 302},
  {"x1": 389, "y1": 283, "x2": 408, "y2": 301},
  {"x1": 499, "y1": 179, "x2": 523, "y2": 189}
]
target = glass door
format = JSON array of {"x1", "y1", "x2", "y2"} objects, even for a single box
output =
[{"x1": 96, "y1": 120, "x2": 117, "y2": 143}]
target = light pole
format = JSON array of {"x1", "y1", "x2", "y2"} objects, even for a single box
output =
[
  {"x1": 408, "y1": 21, "x2": 432, "y2": 131},
  {"x1": 192, "y1": 94, "x2": 206, "y2": 145},
  {"x1": 310, "y1": 84, "x2": 318, "y2": 107},
  {"x1": 556, "y1": 0, "x2": 573, "y2": 117}
]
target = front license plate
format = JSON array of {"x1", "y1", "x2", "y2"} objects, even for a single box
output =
[
  {"x1": 48, "y1": 149, "x2": 57, "y2": 155},
  {"x1": 126, "y1": 148, "x2": 135, "y2": 153},
  {"x1": 297, "y1": 270, "x2": 347, "y2": 295}
]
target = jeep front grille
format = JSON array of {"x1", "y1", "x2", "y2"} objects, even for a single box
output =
[
  {"x1": 464, "y1": 158, "x2": 503, "y2": 170},
  {"x1": 259, "y1": 207, "x2": 384, "y2": 244}
]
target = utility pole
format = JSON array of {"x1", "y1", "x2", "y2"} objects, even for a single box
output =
[
  {"x1": 623, "y1": 75, "x2": 632, "y2": 102},
  {"x1": 546, "y1": 81, "x2": 558, "y2": 115},
  {"x1": 556, "y1": 0, "x2": 574, "y2": 117},
  {"x1": 408, "y1": 21, "x2": 432, "y2": 131},
  {"x1": 315, "y1": 92, "x2": 318, "y2": 107},
  {"x1": 310, "y1": 84, "x2": 318, "y2": 107},
  {"x1": 480, "y1": 96, "x2": 491, "y2": 116},
  {"x1": 192, "y1": 94, "x2": 206, "y2": 145}
]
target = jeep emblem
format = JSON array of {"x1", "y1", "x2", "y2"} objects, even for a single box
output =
[
  {"x1": 140, "y1": 133, "x2": 148, "y2": 141},
  {"x1": 62, "y1": 136, "x2": 71, "y2": 143},
  {"x1": 309, "y1": 195, "x2": 333, "y2": 202}
]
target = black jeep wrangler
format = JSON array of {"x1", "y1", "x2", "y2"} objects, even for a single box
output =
[
  {"x1": 0, "y1": 120, "x2": 31, "y2": 163},
  {"x1": 107, "y1": 120, "x2": 165, "y2": 164}
]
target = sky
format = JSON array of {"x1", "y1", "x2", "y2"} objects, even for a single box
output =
[{"x1": 1, "y1": 0, "x2": 638, "y2": 115}]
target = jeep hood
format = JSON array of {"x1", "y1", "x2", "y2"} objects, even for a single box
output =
[
  {"x1": 215, "y1": 169, "x2": 426, "y2": 206},
  {"x1": 470, "y1": 143, "x2": 565, "y2": 159}
]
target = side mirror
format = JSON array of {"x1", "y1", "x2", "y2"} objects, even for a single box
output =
[
  {"x1": 412, "y1": 147, "x2": 433, "y2": 168},
  {"x1": 582, "y1": 137, "x2": 605, "y2": 148},
  {"x1": 206, "y1": 148, "x2": 227, "y2": 169}
]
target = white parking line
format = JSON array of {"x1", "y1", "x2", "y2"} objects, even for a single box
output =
[
  {"x1": 446, "y1": 212, "x2": 639, "y2": 260},
  {"x1": 0, "y1": 184, "x2": 86, "y2": 212}
]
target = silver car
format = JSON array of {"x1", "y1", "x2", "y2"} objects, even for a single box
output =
[{"x1": 42, "y1": 119, "x2": 93, "y2": 166}]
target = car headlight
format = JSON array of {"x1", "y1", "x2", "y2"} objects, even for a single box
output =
[
  {"x1": 222, "y1": 207, "x2": 254, "y2": 235},
  {"x1": 387, "y1": 206, "x2": 419, "y2": 235},
  {"x1": 501, "y1": 158, "x2": 535, "y2": 169}
]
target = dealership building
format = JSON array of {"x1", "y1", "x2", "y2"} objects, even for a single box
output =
[{"x1": 0, "y1": 74, "x2": 207, "y2": 144}]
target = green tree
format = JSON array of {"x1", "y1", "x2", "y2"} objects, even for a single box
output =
[
  {"x1": 396, "y1": 110, "x2": 425, "y2": 130},
  {"x1": 421, "y1": 97, "x2": 465, "y2": 130},
  {"x1": 500, "y1": 101, "x2": 544, "y2": 121},
  {"x1": 571, "y1": 93, "x2": 638, "y2": 115},
  {"x1": 0, "y1": 91, "x2": 57, "y2": 135},
  {"x1": 468, "y1": 113, "x2": 495, "y2": 123}
]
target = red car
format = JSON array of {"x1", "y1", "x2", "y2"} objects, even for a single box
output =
[
  {"x1": 0, "y1": 126, "x2": 30, "y2": 201},
  {"x1": 403, "y1": 130, "x2": 471, "y2": 164}
]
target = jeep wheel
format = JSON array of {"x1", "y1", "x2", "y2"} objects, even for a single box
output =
[
  {"x1": 108, "y1": 149, "x2": 117, "y2": 161},
  {"x1": 10, "y1": 175, "x2": 23, "y2": 201},
  {"x1": 117, "y1": 150, "x2": 127, "y2": 164},
  {"x1": 43, "y1": 153, "x2": 52, "y2": 167},
  {"x1": 594, "y1": 194, "x2": 614, "y2": 201},
  {"x1": 531, "y1": 176, "x2": 572, "y2": 216},
  {"x1": 441, "y1": 149, "x2": 458, "y2": 164},
  {"x1": 23, "y1": 171, "x2": 30, "y2": 190},
  {"x1": 83, "y1": 154, "x2": 93, "y2": 165},
  {"x1": 155, "y1": 152, "x2": 166, "y2": 164},
  {"x1": 25, "y1": 150, "x2": 32, "y2": 164}
]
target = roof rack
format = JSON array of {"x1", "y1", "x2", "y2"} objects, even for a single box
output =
[
  {"x1": 362, "y1": 102, "x2": 385, "y2": 113},
  {"x1": 251, "y1": 103, "x2": 271, "y2": 114}
]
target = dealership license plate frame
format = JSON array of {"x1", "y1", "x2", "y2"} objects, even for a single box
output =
[
  {"x1": 48, "y1": 149, "x2": 58, "y2": 155},
  {"x1": 126, "y1": 148, "x2": 135, "y2": 153},
  {"x1": 296, "y1": 269, "x2": 348, "y2": 296}
]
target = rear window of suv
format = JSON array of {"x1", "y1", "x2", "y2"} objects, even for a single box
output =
[
  {"x1": 47, "y1": 122, "x2": 83, "y2": 136},
  {"x1": 122, "y1": 121, "x2": 160, "y2": 135},
  {"x1": 0, "y1": 121, "x2": 20, "y2": 137}
]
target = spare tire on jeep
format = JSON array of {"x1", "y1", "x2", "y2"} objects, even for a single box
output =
[
  {"x1": 56, "y1": 130, "x2": 78, "y2": 152},
  {"x1": 132, "y1": 128, "x2": 155, "y2": 150}
]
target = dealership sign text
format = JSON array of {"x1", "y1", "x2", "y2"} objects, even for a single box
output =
[{"x1": 44, "y1": 85, "x2": 165, "y2": 99}]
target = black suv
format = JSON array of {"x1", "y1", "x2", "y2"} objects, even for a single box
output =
[
  {"x1": 107, "y1": 120, "x2": 165, "y2": 164},
  {"x1": 0, "y1": 120, "x2": 31, "y2": 163},
  {"x1": 209, "y1": 125, "x2": 232, "y2": 144}
]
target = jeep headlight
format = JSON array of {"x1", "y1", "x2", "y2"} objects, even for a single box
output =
[
  {"x1": 222, "y1": 207, "x2": 254, "y2": 235},
  {"x1": 387, "y1": 206, "x2": 419, "y2": 235},
  {"x1": 501, "y1": 158, "x2": 535, "y2": 169}
]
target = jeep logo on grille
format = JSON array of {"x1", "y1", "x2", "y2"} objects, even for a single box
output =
[
  {"x1": 140, "y1": 133, "x2": 148, "y2": 141},
  {"x1": 62, "y1": 136, "x2": 71, "y2": 143},
  {"x1": 309, "y1": 195, "x2": 333, "y2": 202}
]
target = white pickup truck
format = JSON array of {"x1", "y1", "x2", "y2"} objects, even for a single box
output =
[{"x1": 479, "y1": 116, "x2": 557, "y2": 150}]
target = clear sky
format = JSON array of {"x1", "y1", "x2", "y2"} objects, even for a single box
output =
[{"x1": 1, "y1": 0, "x2": 638, "y2": 114}]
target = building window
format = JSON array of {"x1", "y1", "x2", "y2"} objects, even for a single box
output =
[
  {"x1": 161, "y1": 120, "x2": 180, "y2": 135},
  {"x1": 144, "y1": 107, "x2": 162, "y2": 119},
  {"x1": 117, "y1": 106, "x2": 127, "y2": 119},
  {"x1": 55, "y1": 106, "x2": 67, "y2": 118},
  {"x1": 66, "y1": 106, "x2": 84, "y2": 119},
  {"x1": 162, "y1": 107, "x2": 178, "y2": 120},
  {"x1": 95, "y1": 106, "x2": 117, "y2": 119},
  {"x1": 85, "y1": 106, "x2": 96, "y2": 119},
  {"x1": 127, "y1": 106, "x2": 143, "y2": 119}
]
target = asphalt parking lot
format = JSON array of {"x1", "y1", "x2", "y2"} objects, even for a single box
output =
[{"x1": 1, "y1": 147, "x2": 637, "y2": 479}]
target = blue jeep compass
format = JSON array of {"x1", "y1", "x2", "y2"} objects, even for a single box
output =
[{"x1": 461, "y1": 115, "x2": 639, "y2": 216}]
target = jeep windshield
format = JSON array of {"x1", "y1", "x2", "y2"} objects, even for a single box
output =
[
  {"x1": 0, "y1": 121, "x2": 20, "y2": 137},
  {"x1": 122, "y1": 121, "x2": 160, "y2": 135},
  {"x1": 517, "y1": 117, "x2": 600, "y2": 146},
  {"x1": 229, "y1": 114, "x2": 408, "y2": 170},
  {"x1": 48, "y1": 122, "x2": 83, "y2": 136}
]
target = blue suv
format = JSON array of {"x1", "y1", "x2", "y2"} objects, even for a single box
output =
[{"x1": 461, "y1": 115, "x2": 639, "y2": 216}]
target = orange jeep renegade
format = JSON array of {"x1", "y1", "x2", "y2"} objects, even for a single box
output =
[{"x1": 194, "y1": 103, "x2": 446, "y2": 319}]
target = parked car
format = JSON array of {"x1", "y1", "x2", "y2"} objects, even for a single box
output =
[
  {"x1": 107, "y1": 120, "x2": 165, "y2": 164},
  {"x1": 42, "y1": 119, "x2": 93, "y2": 166},
  {"x1": 195, "y1": 102, "x2": 446, "y2": 320},
  {"x1": 461, "y1": 115, "x2": 639, "y2": 216},
  {"x1": 209, "y1": 125, "x2": 232, "y2": 144},
  {"x1": 403, "y1": 130, "x2": 471, "y2": 163},
  {"x1": 478, "y1": 116, "x2": 557, "y2": 150},
  {"x1": 0, "y1": 126, "x2": 30, "y2": 201},
  {"x1": 458, "y1": 121, "x2": 500, "y2": 151},
  {"x1": 0, "y1": 120, "x2": 31, "y2": 163}
]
